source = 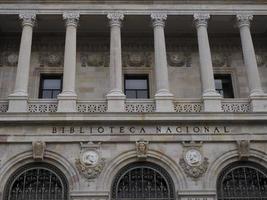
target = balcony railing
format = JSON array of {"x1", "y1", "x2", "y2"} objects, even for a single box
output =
[
  {"x1": 77, "y1": 100, "x2": 107, "y2": 112},
  {"x1": 28, "y1": 99, "x2": 58, "y2": 112},
  {"x1": 0, "y1": 98, "x2": 252, "y2": 113},
  {"x1": 174, "y1": 99, "x2": 203, "y2": 112},
  {"x1": 221, "y1": 99, "x2": 251, "y2": 112},
  {"x1": 0, "y1": 100, "x2": 8, "y2": 113},
  {"x1": 125, "y1": 99, "x2": 155, "y2": 112}
]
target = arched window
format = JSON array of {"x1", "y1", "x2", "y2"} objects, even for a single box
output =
[
  {"x1": 217, "y1": 161, "x2": 267, "y2": 200},
  {"x1": 111, "y1": 162, "x2": 175, "y2": 200},
  {"x1": 4, "y1": 163, "x2": 68, "y2": 200}
]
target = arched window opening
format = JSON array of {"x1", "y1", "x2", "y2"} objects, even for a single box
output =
[
  {"x1": 111, "y1": 162, "x2": 175, "y2": 200},
  {"x1": 4, "y1": 163, "x2": 68, "y2": 200},
  {"x1": 217, "y1": 161, "x2": 267, "y2": 200}
]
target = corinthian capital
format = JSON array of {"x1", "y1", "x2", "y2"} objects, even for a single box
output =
[
  {"x1": 193, "y1": 13, "x2": 210, "y2": 28},
  {"x1": 63, "y1": 11, "x2": 80, "y2": 27},
  {"x1": 107, "y1": 12, "x2": 124, "y2": 27},
  {"x1": 151, "y1": 13, "x2": 167, "y2": 27},
  {"x1": 236, "y1": 14, "x2": 253, "y2": 28},
  {"x1": 19, "y1": 12, "x2": 36, "y2": 27}
]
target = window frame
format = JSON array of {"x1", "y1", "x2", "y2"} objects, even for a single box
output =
[
  {"x1": 124, "y1": 74, "x2": 150, "y2": 99},
  {"x1": 214, "y1": 73, "x2": 235, "y2": 98},
  {"x1": 39, "y1": 74, "x2": 63, "y2": 99}
]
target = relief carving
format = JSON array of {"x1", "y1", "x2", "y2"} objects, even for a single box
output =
[
  {"x1": 32, "y1": 141, "x2": 46, "y2": 160},
  {"x1": 179, "y1": 142, "x2": 209, "y2": 179},
  {"x1": 136, "y1": 140, "x2": 149, "y2": 159},
  {"x1": 212, "y1": 52, "x2": 228, "y2": 67},
  {"x1": 80, "y1": 52, "x2": 106, "y2": 67},
  {"x1": 256, "y1": 53, "x2": 266, "y2": 67},
  {"x1": 0, "y1": 52, "x2": 19, "y2": 67},
  {"x1": 167, "y1": 52, "x2": 191, "y2": 67},
  {"x1": 123, "y1": 52, "x2": 152, "y2": 68},
  {"x1": 39, "y1": 52, "x2": 63, "y2": 67},
  {"x1": 75, "y1": 142, "x2": 105, "y2": 180},
  {"x1": 237, "y1": 140, "x2": 250, "y2": 160}
]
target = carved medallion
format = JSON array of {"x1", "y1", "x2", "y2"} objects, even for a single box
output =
[
  {"x1": 75, "y1": 142, "x2": 105, "y2": 180},
  {"x1": 212, "y1": 53, "x2": 227, "y2": 67},
  {"x1": 39, "y1": 52, "x2": 63, "y2": 67},
  {"x1": 179, "y1": 142, "x2": 209, "y2": 179},
  {"x1": 256, "y1": 54, "x2": 265, "y2": 67},
  {"x1": 80, "y1": 53, "x2": 105, "y2": 67},
  {"x1": 136, "y1": 140, "x2": 149, "y2": 158},
  {"x1": 167, "y1": 52, "x2": 186, "y2": 67}
]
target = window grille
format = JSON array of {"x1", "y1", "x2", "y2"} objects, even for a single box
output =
[
  {"x1": 4, "y1": 163, "x2": 68, "y2": 200},
  {"x1": 217, "y1": 162, "x2": 267, "y2": 200},
  {"x1": 111, "y1": 162, "x2": 174, "y2": 200}
]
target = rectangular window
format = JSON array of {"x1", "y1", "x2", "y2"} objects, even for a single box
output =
[
  {"x1": 214, "y1": 74, "x2": 234, "y2": 98},
  {"x1": 124, "y1": 74, "x2": 149, "y2": 99},
  {"x1": 39, "y1": 74, "x2": 62, "y2": 99}
]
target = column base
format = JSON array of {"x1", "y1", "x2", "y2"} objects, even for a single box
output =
[
  {"x1": 203, "y1": 92, "x2": 222, "y2": 112},
  {"x1": 8, "y1": 94, "x2": 28, "y2": 112},
  {"x1": 106, "y1": 91, "x2": 126, "y2": 112},
  {"x1": 155, "y1": 91, "x2": 174, "y2": 112},
  {"x1": 57, "y1": 92, "x2": 77, "y2": 112},
  {"x1": 250, "y1": 93, "x2": 267, "y2": 112}
]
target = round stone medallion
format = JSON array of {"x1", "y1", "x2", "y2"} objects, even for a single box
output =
[
  {"x1": 81, "y1": 151, "x2": 99, "y2": 165},
  {"x1": 185, "y1": 149, "x2": 202, "y2": 166}
]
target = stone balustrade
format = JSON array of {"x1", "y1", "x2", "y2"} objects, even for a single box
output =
[
  {"x1": 174, "y1": 99, "x2": 203, "y2": 112},
  {"x1": 0, "y1": 100, "x2": 8, "y2": 112},
  {"x1": 28, "y1": 99, "x2": 58, "y2": 112},
  {"x1": 221, "y1": 99, "x2": 251, "y2": 112}
]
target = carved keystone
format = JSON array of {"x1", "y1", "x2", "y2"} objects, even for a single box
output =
[
  {"x1": 237, "y1": 140, "x2": 250, "y2": 160},
  {"x1": 32, "y1": 141, "x2": 46, "y2": 160}
]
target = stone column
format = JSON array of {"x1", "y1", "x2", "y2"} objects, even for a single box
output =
[
  {"x1": 194, "y1": 13, "x2": 222, "y2": 112},
  {"x1": 237, "y1": 14, "x2": 267, "y2": 111},
  {"x1": 8, "y1": 12, "x2": 36, "y2": 112},
  {"x1": 106, "y1": 12, "x2": 125, "y2": 112},
  {"x1": 57, "y1": 12, "x2": 79, "y2": 112},
  {"x1": 151, "y1": 13, "x2": 174, "y2": 112}
]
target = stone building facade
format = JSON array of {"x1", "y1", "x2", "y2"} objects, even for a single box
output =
[{"x1": 0, "y1": 0, "x2": 267, "y2": 200}]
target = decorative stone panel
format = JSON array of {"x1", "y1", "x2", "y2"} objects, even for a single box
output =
[
  {"x1": 122, "y1": 52, "x2": 152, "y2": 68},
  {"x1": 39, "y1": 52, "x2": 64, "y2": 67},
  {"x1": 167, "y1": 52, "x2": 191, "y2": 67}
]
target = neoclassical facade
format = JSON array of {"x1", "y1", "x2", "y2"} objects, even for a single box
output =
[{"x1": 1, "y1": 0, "x2": 267, "y2": 200}]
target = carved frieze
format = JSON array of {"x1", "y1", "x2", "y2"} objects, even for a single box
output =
[
  {"x1": 0, "y1": 52, "x2": 19, "y2": 67},
  {"x1": 39, "y1": 52, "x2": 63, "y2": 67},
  {"x1": 255, "y1": 53, "x2": 267, "y2": 67},
  {"x1": 179, "y1": 142, "x2": 209, "y2": 179},
  {"x1": 75, "y1": 142, "x2": 105, "y2": 180},
  {"x1": 136, "y1": 140, "x2": 149, "y2": 159},
  {"x1": 80, "y1": 52, "x2": 107, "y2": 67},
  {"x1": 212, "y1": 52, "x2": 228, "y2": 67},
  {"x1": 167, "y1": 52, "x2": 191, "y2": 67},
  {"x1": 122, "y1": 52, "x2": 152, "y2": 68}
]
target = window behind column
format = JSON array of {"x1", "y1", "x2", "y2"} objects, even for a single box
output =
[
  {"x1": 214, "y1": 74, "x2": 234, "y2": 98},
  {"x1": 124, "y1": 74, "x2": 149, "y2": 99},
  {"x1": 39, "y1": 74, "x2": 62, "y2": 99}
]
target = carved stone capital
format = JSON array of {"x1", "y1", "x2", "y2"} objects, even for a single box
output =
[
  {"x1": 236, "y1": 14, "x2": 253, "y2": 28},
  {"x1": 63, "y1": 12, "x2": 80, "y2": 27},
  {"x1": 151, "y1": 13, "x2": 167, "y2": 27},
  {"x1": 19, "y1": 12, "x2": 36, "y2": 27},
  {"x1": 193, "y1": 13, "x2": 210, "y2": 28},
  {"x1": 107, "y1": 12, "x2": 124, "y2": 27}
]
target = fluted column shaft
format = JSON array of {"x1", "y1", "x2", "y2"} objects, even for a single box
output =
[
  {"x1": 8, "y1": 12, "x2": 36, "y2": 112},
  {"x1": 106, "y1": 12, "x2": 125, "y2": 112},
  {"x1": 237, "y1": 14, "x2": 263, "y2": 96},
  {"x1": 194, "y1": 13, "x2": 222, "y2": 112},
  {"x1": 57, "y1": 12, "x2": 79, "y2": 112}
]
